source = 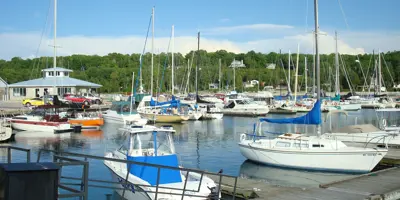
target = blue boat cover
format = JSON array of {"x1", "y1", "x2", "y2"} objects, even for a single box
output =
[
  {"x1": 150, "y1": 96, "x2": 181, "y2": 107},
  {"x1": 127, "y1": 154, "x2": 182, "y2": 186},
  {"x1": 260, "y1": 100, "x2": 321, "y2": 125}
]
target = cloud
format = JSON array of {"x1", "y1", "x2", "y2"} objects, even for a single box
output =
[
  {"x1": 218, "y1": 18, "x2": 230, "y2": 23},
  {"x1": 0, "y1": 24, "x2": 399, "y2": 60},
  {"x1": 203, "y1": 23, "x2": 294, "y2": 36}
]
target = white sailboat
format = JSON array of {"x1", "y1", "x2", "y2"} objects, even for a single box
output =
[
  {"x1": 238, "y1": 0, "x2": 387, "y2": 173},
  {"x1": 103, "y1": 72, "x2": 148, "y2": 125},
  {"x1": 104, "y1": 125, "x2": 219, "y2": 199}
]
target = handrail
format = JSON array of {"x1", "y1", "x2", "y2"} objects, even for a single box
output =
[{"x1": 37, "y1": 148, "x2": 237, "y2": 200}]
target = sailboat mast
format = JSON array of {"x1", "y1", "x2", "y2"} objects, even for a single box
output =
[
  {"x1": 288, "y1": 50, "x2": 291, "y2": 94},
  {"x1": 171, "y1": 25, "x2": 175, "y2": 95},
  {"x1": 196, "y1": 32, "x2": 200, "y2": 98},
  {"x1": 335, "y1": 31, "x2": 340, "y2": 96},
  {"x1": 305, "y1": 57, "x2": 308, "y2": 93},
  {"x1": 294, "y1": 44, "x2": 300, "y2": 102},
  {"x1": 151, "y1": 7, "x2": 154, "y2": 96},
  {"x1": 378, "y1": 50, "x2": 382, "y2": 95},
  {"x1": 314, "y1": 0, "x2": 320, "y2": 101},
  {"x1": 233, "y1": 63, "x2": 236, "y2": 91},
  {"x1": 53, "y1": 0, "x2": 57, "y2": 95},
  {"x1": 219, "y1": 58, "x2": 222, "y2": 91},
  {"x1": 130, "y1": 72, "x2": 135, "y2": 114}
]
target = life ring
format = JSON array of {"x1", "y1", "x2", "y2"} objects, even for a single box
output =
[{"x1": 240, "y1": 133, "x2": 246, "y2": 142}]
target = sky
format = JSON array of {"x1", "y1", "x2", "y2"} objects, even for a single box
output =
[{"x1": 1, "y1": 0, "x2": 399, "y2": 60}]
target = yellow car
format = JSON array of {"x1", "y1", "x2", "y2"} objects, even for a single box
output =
[{"x1": 22, "y1": 97, "x2": 53, "y2": 107}]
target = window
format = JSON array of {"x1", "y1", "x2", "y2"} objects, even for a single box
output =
[
  {"x1": 276, "y1": 142, "x2": 291, "y2": 147},
  {"x1": 64, "y1": 72, "x2": 69, "y2": 76},
  {"x1": 13, "y1": 88, "x2": 26, "y2": 97},
  {"x1": 312, "y1": 144, "x2": 325, "y2": 148},
  {"x1": 56, "y1": 71, "x2": 60, "y2": 76},
  {"x1": 293, "y1": 143, "x2": 309, "y2": 148},
  {"x1": 48, "y1": 71, "x2": 54, "y2": 76},
  {"x1": 57, "y1": 87, "x2": 72, "y2": 95}
]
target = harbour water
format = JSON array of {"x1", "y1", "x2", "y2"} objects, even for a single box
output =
[{"x1": 3, "y1": 109, "x2": 400, "y2": 199}]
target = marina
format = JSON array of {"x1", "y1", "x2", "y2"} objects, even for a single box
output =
[{"x1": 1, "y1": 0, "x2": 400, "y2": 199}]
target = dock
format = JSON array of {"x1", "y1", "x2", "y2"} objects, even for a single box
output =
[{"x1": 210, "y1": 166, "x2": 400, "y2": 200}]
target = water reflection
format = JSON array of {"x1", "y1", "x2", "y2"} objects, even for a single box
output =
[{"x1": 239, "y1": 160, "x2": 354, "y2": 188}]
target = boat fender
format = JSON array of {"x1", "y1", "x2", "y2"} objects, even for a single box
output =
[
  {"x1": 240, "y1": 134, "x2": 246, "y2": 142},
  {"x1": 382, "y1": 119, "x2": 387, "y2": 129}
]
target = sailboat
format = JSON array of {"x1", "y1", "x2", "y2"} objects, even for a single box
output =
[
  {"x1": 322, "y1": 32, "x2": 361, "y2": 112},
  {"x1": 103, "y1": 72, "x2": 148, "y2": 125},
  {"x1": 238, "y1": 0, "x2": 387, "y2": 173}
]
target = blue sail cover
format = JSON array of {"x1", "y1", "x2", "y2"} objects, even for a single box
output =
[
  {"x1": 150, "y1": 97, "x2": 181, "y2": 107},
  {"x1": 260, "y1": 100, "x2": 321, "y2": 125}
]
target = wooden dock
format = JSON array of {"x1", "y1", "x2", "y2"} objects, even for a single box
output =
[{"x1": 211, "y1": 166, "x2": 400, "y2": 200}]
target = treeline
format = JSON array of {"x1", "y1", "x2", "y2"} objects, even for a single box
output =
[{"x1": 1, "y1": 50, "x2": 399, "y2": 93}]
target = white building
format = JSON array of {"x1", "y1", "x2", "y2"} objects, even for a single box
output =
[
  {"x1": 244, "y1": 80, "x2": 259, "y2": 88},
  {"x1": 209, "y1": 83, "x2": 219, "y2": 90},
  {"x1": 8, "y1": 67, "x2": 102, "y2": 100},
  {"x1": 266, "y1": 63, "x2": 276, "y2": 69},
  {"x1": 229, "y1": 59, "x2": 246, "y2": 68},
  {"x1": 0, "y1": 77, "x2": 8, "y2": 101}
]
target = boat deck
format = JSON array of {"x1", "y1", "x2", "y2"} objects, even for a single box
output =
[{"x1": 211, "y1": 166, "x2": 400, "y2": 200}]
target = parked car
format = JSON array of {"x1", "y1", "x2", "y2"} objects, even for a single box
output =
[
  {"x1": 63, "y1": 94, "x2": 91, "y2": 105},
  {"x1": 82, "y1": 93, "x2": 102, "y2": 104},
  {"x1": 22, "y1": 97, "x2": 53, "y2": 107}
]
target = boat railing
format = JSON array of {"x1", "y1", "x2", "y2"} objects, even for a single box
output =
[
  {"x1": 1, "y1": 146, "x2": 239, "y2": 200},
  {"x1": 35, "y1": 148, "x2": 239, "y2": 200}
]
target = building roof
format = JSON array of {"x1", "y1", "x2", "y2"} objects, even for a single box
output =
[
  {"x1": 8, "y1": 76, "x2": 102, "y2": 88},
  {"x1": 0, "y1": 77, "x2": 8, "y2": 88},
  {"x1": 41, "y1": 67, "x2": 73, "y2": 72}
]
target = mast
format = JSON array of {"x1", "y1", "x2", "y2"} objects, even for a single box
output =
[
  {"x1": 294, "y1": 44, "x2": 300, "y2": 102},
  {"x1": 305, "y1": 56, "x2": 308, "y2": 94},
  {"x1": 196, "y1": 32, "x2": 200, "y2": 99},
  {"x1": 378, "y1": 50, "x2": 382, "y2": 95},
  {"x1": 314, "y1": 0, "x2": 320, "y2": 101},
  {"x1": 288, "y1": 50, "x2": 291, "y2": 94},
  {"x1": 171, "y1": 25, "x2": 175, "y2": 95},
  {"x1": 219, "y1": 58, "x2": 222, "y2": 91},
  {"x1": 130, "y1": 72, "x2": 135, "y2": 114},
  {"x1": 312, "y1": 37, "x2": 316, "y2": 95},
  {"x1": 335, "y1": 31, "x2": 340, "y2": 96},
  {"x1": 151, "y1": 7, "x2": 154, "y2": 96},
  {"x1": 53, "y1": 0, "x2": 57, "y2": 95}
]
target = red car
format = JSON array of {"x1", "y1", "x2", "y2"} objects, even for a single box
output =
[{"x1": 63, "y1": 94, "x2": 91, "y2": 105}]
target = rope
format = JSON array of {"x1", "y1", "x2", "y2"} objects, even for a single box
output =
[
  {"x1": 157, "y1": 34, "x2": 172, "y2": 98},
  {"x1": 133, "y1": 14, "x2": 152, "y2": 103},
  {"x1": 381, "y1": 53, "x2": 395, "y2": 86},
  {"x1": 29, "y1": 0, "x2": 53, "y2": 79},
  {"x1": 337, "y1": 0, "x2": 350, "y2": 29}
]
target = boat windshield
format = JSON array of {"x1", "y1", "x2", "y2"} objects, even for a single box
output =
[
  {"x1": 110, "y1": 101, "x2": 136, "y2": 114},
  {"x1": 127, "y1": 131, "x2": 175, "y2": 157}
]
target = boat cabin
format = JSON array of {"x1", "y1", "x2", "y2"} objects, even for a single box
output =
[
  {"x1": 118, "y1": 125, "x2": 181, "y2": 185},
  {"x1": 110, "y1": 101, "x2": 136, "y2": 115}
]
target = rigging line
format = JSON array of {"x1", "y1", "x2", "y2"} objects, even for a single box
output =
[
  {"x1": 364, "y1": 53, "x2": 374, "y2": 93},
  {"x1": 30, "y1": 0, "x2": 53, "y2": 79},
  {"x1": 337, "y1": 0, "x2": 350, "y2": 29},
  {"x1": 305, "y1": 0, "x2": 309, "y2": 33},
  {"x1": 381, "y1": 53, "x2": 395, "y2": 86},
  {"x1": 157, "y1": 33, "x2": 172, "y2": 98},
  {"x1": 133, "y1": 14, "x2": 152, "y2": 101}
]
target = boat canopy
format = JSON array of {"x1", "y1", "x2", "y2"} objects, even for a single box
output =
[
  {"x1": 150, "y1": 96, "x2": 180, "y2": 107},
  {"x1": 259, "y1": 100, "x2": 321, "y2": 125},
  {"x1": 122, "y1": 126, "x2": 181, "y2": 186}
]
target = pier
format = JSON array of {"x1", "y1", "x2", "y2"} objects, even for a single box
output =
[{"x1": 210, "y1": 166, "x2": 400, "y2": 200}]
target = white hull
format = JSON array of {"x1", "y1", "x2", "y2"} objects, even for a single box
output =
[
  {"x1": 11, "y1": 120, "x2": 71, "y2": 133},
  {"x1": 0, "y1": 120, "x2": 12, "y2": 142},
  {"x1": 201, "y1": 113, "x2": 223, "y2": 120},
  {"x1": 326, "y1": 132, "x2": 400, "y2": 146},
  {"x1": 104, "y1": 152, "x2": 218, "y2": 200},
  {"x1": 188, "y1": 112, "x2": 202, "y2": 120},
  {"x1": 103, "y1": 111, "x2": 147, "y2": 125},
  {"x1": 239, "y1": 142, "x2": 386, "y2": 173}
]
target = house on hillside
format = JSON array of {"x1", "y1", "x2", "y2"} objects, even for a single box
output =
[
  {"x1": 8, "y1": 67, "x2": 102, "y2": 100},
  {"x1": 243, "y1": 80, "x2": 259, "y2": 88},
  {"x1": 266, "y1": 63, "x2": 276, "y2": 69},
  {"x1": 0, "y1": 77, "x2": 8, "y2": 101},
  {"x1": 209, "y1": 83, "x2": 219, "y2": 90},
  {"x1": 229, "y1": 59, "x2": 246, "y2": 68}
]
